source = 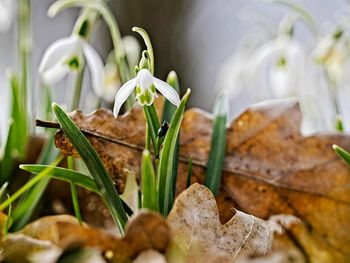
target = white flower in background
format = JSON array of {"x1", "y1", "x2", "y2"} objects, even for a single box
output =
[
  {"x1": 0, "y1": 0, "x2": 14, "y2": 33},
  {"x1": 113, "y1": 68, "x2": 180, "y2": 117},
  {"x1": 122, "y1": 35, "x2": 141, "y2": 68},
  {"x1": 97, "y1": 36, "x2": 141, "y2": 103},
  {"x1": 39, "y1": 35, "x2": 106, "y2": 100},
  {"x1": 101, "y1": 62, "x2": 121, "y2": 103},
  {"x1": 251, "y1": 35, "x2": 306, "y2": 99},
  {"x1": 313, "y1": 30, "x2": 350, "y2": 83}
]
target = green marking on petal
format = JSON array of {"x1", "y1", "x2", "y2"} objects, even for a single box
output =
[
  {"x1": 136, "y1": 86, "x2": 141, "y2": 95},
  {"x1": 151, "y1": 84, "x2": 156, "y2": 93},
  {"x1": 67, "y1": 55, "x2": 81, "y2": 71}
]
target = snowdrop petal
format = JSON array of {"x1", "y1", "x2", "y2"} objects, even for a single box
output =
[
  {"x1": 41, "y1": 61, "x2": 70, "y2": 86},
  {"x1": 83, "y1": 42, "x2": 104, "y2": 97},
  {"x1": 0, "y1": 0, "x2": 14, "y2": 33},
  {"x1": 39, "y1": 36, "x2": 81, "y2": 74},
  {"x1": 153, "y1": 77, "x2": 180, "y2": 106},
  {"x1": 113, "y1": 78, "x2": 136, "y2": 117}
]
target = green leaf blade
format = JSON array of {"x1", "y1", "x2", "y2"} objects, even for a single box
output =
[
  {"x1": 141, "y1": 150, "x2": 158, "y2": 211},
  {"x1": 157, "y1": 89, "x2": 190, "y2": 216},
  {"x1": 52, "y1": 103, "x2": 127, "y2": 233},
  {"x1": 204, "y1": 93, "x2": 228, "y2": 196}
]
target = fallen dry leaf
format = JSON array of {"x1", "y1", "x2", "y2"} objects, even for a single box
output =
[
  {"x1": 166, "y1": 183, "x2": 272, "y2": 263},
  {"x1": 51, "y1": 99, "x2": 350, "y2": 262},
  {"x1": 17, "y1": 211, "x2": 169, "y2": 262}
]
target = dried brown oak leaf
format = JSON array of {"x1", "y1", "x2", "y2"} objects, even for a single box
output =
[
  {"x1": 53, "y1": 99, "x2": 350, "y2": 262},
  {"x1": 166, "y1": 183, "x2": 273, "y2": 263},
  {"x1": 18, "y1": 211, "x2": 170, "y2": 262}
]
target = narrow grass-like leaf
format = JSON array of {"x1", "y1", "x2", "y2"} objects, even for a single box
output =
[
  {"x1": 143, "y1": 105, "x2": 160, "y2": 153},
  {"x1": 204, "y1": 92, "x2": 228, "y2": 196},
  {"x1": 3, "y1": 194, "x2": 12, "y2": 237},
  {"x1": 0, "y1": 182, "x2": 8, "y2": 201},
  {"x1": 141, "y1": 150, "x2": 158, "y2": 211},
  {"x1": 163, "y1": 71, "x2": 180, "y2": 122},
  {"x1": 186, "y1": 157, "x2": 193, "y2": 189},
  {"x1": 19, "y1": 165, "x2": 133, "y2": 216},
  {"x1": 9, "y1": 73, "x2": 27, "y2": 158},
  {"x1": 20, "y1": 165, "x2": 98, "y2": 193},
  {"x1": 52, "y1": 103, "x2": 127, "y2": 232},
  {"x1": 67, "y1": 156, "x2": 82, "y2": 223},
  {"x1": 163, "y1": 71, "x2": 180, "y2": 196},
  {"x1": 333, "y1": 145, "x2": 350, "y2": 166},
  {"x1": 158, "y1": 89, "x2": 191, "y2": 216},
  {"x1": 0, "y1": 122, "x2": 15, "y2": 184}
]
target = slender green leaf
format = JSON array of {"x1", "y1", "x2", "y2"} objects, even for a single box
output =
[
  {"x1": 52, "y1": 103, "x2": 127, "y2": 233},
  {"x1": 336, "y1": 115, "x2": 344, "y2": 132},
  {"x1": 19, "y1": 164, "x2": 133, "y2": 216},
  {"x1": 186, "y1": 157, "x2": 193, "y2": 189},
  {"x1": 204, "y1": 92, "x2": 228, "y2": 196},
  {"x1": 67, "y1": 156, "x2": 82, "y2": 223},
  {"x1": 157, "y1": 89, "x2": 190, "y2": 216},
  {"x1": 163, "y1": 71, "x2": 180, "y2": 122},
  {"x1": 163, "y1": 71, "x2": 181, "y2": 196},
  {"x1": 141, "y1": 150, "x2": 158, "y2": 211},
  {"x1": 0, "y1": 182, "x2": 8, "y2": 201},
  {"x1": 20, "y1": 165, "x2": 98, "y2": 193},
  {"x1": 333, "y1": 144, "x2": 350, "y2": 166},
  {"x1": 0, "y1": 122, "x2": 15, "y2": 184},
  {"x1": 3, "y1": 194, "x2": 12, "y2": 237},
  {"x1": 9, "y1": 73, "x2": 27, "y2": 158},
  {"x1": 143, "y1": 105, "x2": 160, "y2": 153}
]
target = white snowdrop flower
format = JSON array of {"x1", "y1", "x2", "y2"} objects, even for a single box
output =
[
  {"x1": 0, "y1": 0, "x2": 15, "y2": 33},
  {"x1": 39, "y1": 35, "x2": 105, "y2": 100},
  {"x1": 101, "y1": 62, "x2": 121, "y2": 103},
  {"x1": 313, "y1": 31, "x2": 350, "y2": 83},
  {"x1": 122, "y1": 35, "x2": 141, "y2": 68},
  {"x1": 113, "y1": 68, "x2": 180, "y2": 117}
]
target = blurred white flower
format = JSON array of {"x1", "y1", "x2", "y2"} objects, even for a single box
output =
[
  {"x1": 39, "y1": 35, "x2": 107, "y2": 101},
  {"x1": 0, "y1": 0, "x2": 14, "y2": 33},
  {"x1": 101, "y1": 62, "x2": 121, "y2": 103},
  {"x1": 113, "y1": 68, "x2": 180, "y2": 117},
  {"x1": 313, "y1": 30, "x2": 350, "y2": 83},
  {"x1": 122, "y1": 35, "x2": 141, "y2": 68},
  {"x1": 97, "y1": 36, "x2": 140, "y2": 103}
]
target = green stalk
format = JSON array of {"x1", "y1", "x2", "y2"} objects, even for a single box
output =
[
  {"x1": 18, "y1": 0, "x2": 31, "y2": 116},
  {"x1": 52, "y1": 103, "x2": 127, "y2": 233},
  {"x1": 67, "y1": 156, "x2": 82, "y2": 224},
  {"x1": 157, "y1": 89, "x2": 190, "y2": 216},
  {"x1": 141, "y1": 150, "x2": 158, "y2": 211},
  {"x1": 143, "y1": 105, "x2": 160, "y2": 154},
  {"x1": 70, "y1": 71, "x2": 85, "y2": 110},
  {"x1": 204, "y1": 92, "x2": 228, "y2": 196}
]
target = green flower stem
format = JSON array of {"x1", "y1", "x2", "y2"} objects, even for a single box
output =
[
  {"x1": 70, "y1": 70, "x2": 85, "y2": 110},
  {"x1": 18, "y1": 0, "x2": 31, "y2": 118},
  {"x1": 67, "y1": 156, "x2": 82, "y2": 224},
  {"x1": 0, "y1": 156, "x2": 63, "y2": 212},
  {"x1": 132, "y1": 27, "x2": 154, "y2": 74}
]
